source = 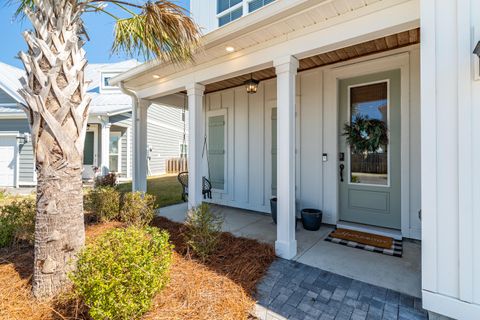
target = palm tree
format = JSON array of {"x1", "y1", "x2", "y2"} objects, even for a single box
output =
[{"x1": 10, "y1": 0, "x2": 200, "y2": 300}]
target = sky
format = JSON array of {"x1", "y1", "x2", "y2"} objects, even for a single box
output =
[{"x1": 0, "y1": 0, "x2": 190, "y2": 68}]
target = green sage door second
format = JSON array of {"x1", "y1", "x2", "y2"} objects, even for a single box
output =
[{"x1": 338, "y1": 70, "x2": 401, "y2": 230}]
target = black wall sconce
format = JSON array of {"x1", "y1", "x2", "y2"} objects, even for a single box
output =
[{"x1": 473, "y1": 41, "x2": 480, "y2": 79}]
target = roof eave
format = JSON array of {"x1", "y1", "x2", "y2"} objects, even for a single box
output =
[{"x1": 109, "y1": 0, "x2": 323, "y2": 87}]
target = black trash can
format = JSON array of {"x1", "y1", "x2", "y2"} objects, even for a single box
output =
[
  {"x1": 301, "y1": 208, "x2": 322, "y2": 231},
  {"x1": 270, "y1": 197, "x2": 277, "y2": 224}
]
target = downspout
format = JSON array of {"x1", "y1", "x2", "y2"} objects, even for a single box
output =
[{"x1": 119, "y1": 81, "x2": 139, "y2": 191}]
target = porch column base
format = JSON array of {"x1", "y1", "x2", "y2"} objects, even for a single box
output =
[{"x1": 275, "y1": 239, "x2": 297, "y2": 259}]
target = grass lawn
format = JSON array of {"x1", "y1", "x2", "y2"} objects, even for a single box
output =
[{"x1": 117, "y1": 174, "x2": 184, "y2": 208}]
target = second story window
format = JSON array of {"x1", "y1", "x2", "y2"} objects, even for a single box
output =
[
  {"x1": 217, "y1": 0, "x2": 277, "y2": 27},
  {"x1": 248, "y1": 0, "x2": 275, "y2": 12},
  {"x1": 217, "y1": 0, "x2": 242, "y2": 14},
  {"x1": 217, "y1": 0, "x2": 243, "y2": 26}
]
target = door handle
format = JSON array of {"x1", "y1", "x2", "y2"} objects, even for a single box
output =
[{"x1": 339, "y1": 164, "x2": 345, "y2": 182}]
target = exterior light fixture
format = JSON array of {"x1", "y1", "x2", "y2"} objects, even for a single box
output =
[
  {"x1": 244, "y1": 74, "x2": 259, "y2": 94},
  {"x1": 225, "y1": 46, "x2": 235, "y2": 52},
  {"x1": 473, "y1": 41, "x2": 480, "y2": 80},
  {"x1": 153, "y1": 74, "x2": 161, "y2": 79}
]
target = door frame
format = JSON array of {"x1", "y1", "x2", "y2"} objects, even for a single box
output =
[
  {"x1": 0, "y1": 131, "x2": 19, "y2": 188},
  {"x1": 109, "y1": 131, "x2": 122, "y2": 174},
  {"x1": 323, "y1": 52, "x2": 412, "y2": 238},
  {"x1": 83, "y1": 125, "x2": 99, "y2": 179}
]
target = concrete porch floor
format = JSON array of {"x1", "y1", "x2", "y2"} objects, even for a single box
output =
[{"x1": 159, "y1": 203, "x2": 421, "y2": 298}]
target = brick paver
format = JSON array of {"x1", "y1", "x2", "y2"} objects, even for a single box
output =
[{"x1": 255, "y1": 259, "x2": 427, "y2": 320}]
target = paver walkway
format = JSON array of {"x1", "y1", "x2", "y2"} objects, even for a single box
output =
[{"x1": 255, "y1": 259, "x2": 427, "y2": 320}]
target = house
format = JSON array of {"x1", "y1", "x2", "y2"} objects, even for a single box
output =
[
  {"x1": 111, "y1": 0, "x2": 479, "y2": 319},
  {"x1": 0, "y1": 60, "x2": 188, "y2": 187}
]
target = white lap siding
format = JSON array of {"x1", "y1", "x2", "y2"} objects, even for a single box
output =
[{"x1": 146, "y1": 104, "x2": 187, "y2": 176}]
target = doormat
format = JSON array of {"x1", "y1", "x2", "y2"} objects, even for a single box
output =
[{"x1": 325, "y1": 228, "x2": 403, "y2": 257}]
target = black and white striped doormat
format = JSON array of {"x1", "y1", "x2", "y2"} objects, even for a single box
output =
[{"x1": 325, "y1": 234, "x2": 403, "y2": 257}]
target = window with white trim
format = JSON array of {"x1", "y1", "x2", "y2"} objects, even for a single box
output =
[
  {"x1": 109, "y1": 132, "x2": 122, "y2": 173},
  {"x1": 217, "y1": 0, "x2": 276, "y2": 27},
  {"x1": 101, "y1": 72, "x2": 120, "y2": 91},
  {"x1": 248, "y1": 0, "x2": 275, "y2": 12}
]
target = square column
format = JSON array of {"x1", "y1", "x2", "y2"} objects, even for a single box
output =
[
  {"x1": 132, "y1": 99, "x2": 150, "y2": 192},
  {"x1": 186, "y1": 83, "x2": 205, "y2": 209},
  {"x1": 100, "y1": 121, "x2": 111, "y2": 175},
  {"x1": 274, "y1": 56, "x2": 298, "y2": 259}
]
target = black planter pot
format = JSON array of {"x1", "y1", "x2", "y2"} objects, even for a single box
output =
[
  {"x1": 270, "y1": 197, "x2": 298, "y2": 228},
  {"x1": 270, "y1": 197, "x2": 277, "y2": 224},
  {"x1": 301, "y1": 208, "x2": 323, "y2": 231}
]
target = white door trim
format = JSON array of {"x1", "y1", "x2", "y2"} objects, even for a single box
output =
[
  {"x1": 83, "y1": 125, "x2": 99, "y2": 180},
  {"x1": 323, "y1": 52, "x2": 413, "y2": 239},
  {"x1": 110, "y1": 131, "x2": 122, "y2": 174},
  {"x1": 0, "y1": 131, "x2": 20, "y2": 188}
]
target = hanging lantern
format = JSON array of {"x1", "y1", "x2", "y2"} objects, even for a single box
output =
[{"x1": 245, "y1": 74, "x2": 259, "y2": 94}]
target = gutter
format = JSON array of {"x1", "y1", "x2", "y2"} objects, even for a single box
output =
[{"x1": 119, "y1": 81, "x2": 139, "y2": 189}]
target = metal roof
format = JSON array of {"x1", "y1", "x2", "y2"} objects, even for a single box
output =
[{"x1": 0, "y1": 60, "x2": 139, "y2": 116}]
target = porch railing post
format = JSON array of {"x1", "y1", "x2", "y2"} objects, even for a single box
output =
[
  {"x1": 186, "y1": 83, "x2": 205, "y2": 209},
  {"x1": 274, "y1": 55, "x2": 298, "y2": 259}
]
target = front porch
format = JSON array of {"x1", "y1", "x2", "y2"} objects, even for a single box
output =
[{"x1": 160, "y1": 203, "x2": 421, "y2": 298}]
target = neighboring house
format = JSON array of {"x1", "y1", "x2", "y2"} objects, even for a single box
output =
[
  {"x1": 0, "y1": 60, "x2": 188, "y2": 187},
  {"x1": 112, "y1": 0, "x2": 480, "y2": 319}
]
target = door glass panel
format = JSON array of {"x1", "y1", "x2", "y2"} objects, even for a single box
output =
[
  {"x1": 83, "y1": 132, "x2": 94, "y2": 165},
  {"x1": 349, "y1": 82, "x2": 388, "y2": 185},
  {"x1": 109, "y1": 135, "x2": 120, "y2": 172}
]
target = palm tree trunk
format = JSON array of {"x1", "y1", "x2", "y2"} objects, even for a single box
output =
[{"x1": 18, "y1": 0, "x2": 90, "y2": 299}]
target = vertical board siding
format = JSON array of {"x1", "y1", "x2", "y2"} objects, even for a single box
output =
[
  {"x1": 434, "y1": 0, "x2": 459, "y2": 297},
  {"x1": 299, "y1": 71, "x2": 323, "y2": 211},
  {"x1": 248, "y1": 83, "x2": 265, "y2": 207},
  {"x1": 233, "y1": 87, "x2": 249, "y2": 204},
  {"x1": 203, "y1": 49, "x2": 421, "y2": 224},
  {"x1": 409, "y1": 48, "x2": 422, "y2": 237}
]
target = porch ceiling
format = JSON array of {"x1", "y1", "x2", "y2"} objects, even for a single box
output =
[
  {"x1": 111, "y1": 0, "x2": 419, "y2": 92},
  {"x1": 204, "y1": 28, "x2": 420, "y2": 94}
]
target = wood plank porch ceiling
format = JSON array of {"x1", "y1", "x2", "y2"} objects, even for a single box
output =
[{"x1": 204, "y1": 28, "x2": 420, "y2": 94}]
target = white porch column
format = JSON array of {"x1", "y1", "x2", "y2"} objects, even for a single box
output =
[
  {"x1": 132, "y1": 99, "x2": 150, "y2": 192},
  {"x1": 274, "y1": 56, "x2": 298, "y2": 259},
  {"x1": 100, "y1": 121, "x2": 111, "y2": 175},
  {"x1": 186, "y1": 83, "x2": 205, "y2": 209}
]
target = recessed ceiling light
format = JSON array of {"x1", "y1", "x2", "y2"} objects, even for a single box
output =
[
  {"x1": 225, "y1": 46, "x2": 235, "y2": 53},
  {"x1": 153, "y1": 74, "x2": 161, "y2": 79}
]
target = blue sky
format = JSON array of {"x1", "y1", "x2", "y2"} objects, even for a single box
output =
[{"x1": 0, "y1": 0, "x2": 190, "y2": 68}]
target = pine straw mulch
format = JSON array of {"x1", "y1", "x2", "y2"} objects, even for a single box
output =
[{"x1": 0, "y1": 216, "x2": 276, "y2": 320}]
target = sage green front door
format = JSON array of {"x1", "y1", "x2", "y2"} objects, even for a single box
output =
[{"x1": 338, "y1": 70, "x2": 401, "y2": 230}]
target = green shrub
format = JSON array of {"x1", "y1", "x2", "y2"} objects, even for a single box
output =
[
  {"x1": 70, "y1": 226, "x2": 173, "y2": 320},
  {"x1": 84, "y1": 187, "x2": 120, "y2": 222},
  {"x1": 184, "y1": 203, "x2": 223, "y2": 261},
  {"x1": 119, "y1": 192, "x2": 157, "y2": 226},
  {"x1": 0, "y1": 198, "x2": 35, "y2": 247}
]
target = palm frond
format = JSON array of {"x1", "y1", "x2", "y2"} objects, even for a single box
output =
[
  {"x1": 111, "y1": 1, "x2": 201, "y2": 64},
  {"x1": 7, "y1": 0, "x2": 35, "y2": 18}
]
